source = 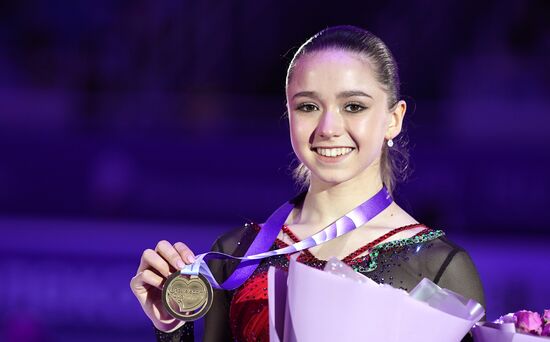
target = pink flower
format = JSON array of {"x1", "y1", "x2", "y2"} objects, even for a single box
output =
[
  {"x1": 496, "y1": 313, "x2": 517, "y2": 324},
  {"x1": 544, "y1": 310, "x2": 550, "y2": 324},
  {"x1": 542, "y1": 324, "x2": 550, "y2": 337},
  {"x1": 514, "y1": 310, "x2": 543, "y2": 335}
]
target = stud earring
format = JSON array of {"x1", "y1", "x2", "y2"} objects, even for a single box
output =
[{"x1": 387, "y1": 139, "x2": 394, "y2": 148}]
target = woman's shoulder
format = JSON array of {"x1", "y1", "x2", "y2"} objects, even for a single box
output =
[
  {"x1": 210, "y1": 222, "x2": 259, "y2": 255},
  {"x1": 384, "y1": 227, "x2": 485, "y2": 306},
  {"x1": 418, "y1": 231, "x2": 471, "y2": 262},
  {"x1": 376, "y1": 226, "x2": 472, "y2": 275},
  {"x1": 390, "y1": 226, "x2": 470, "y2": 264},
  {"x1": 424, "y1": 232, "x2": 486, "y2": 308}
]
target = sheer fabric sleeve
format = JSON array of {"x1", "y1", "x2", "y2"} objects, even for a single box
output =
[
  {"x1": 398, "y1": 236, "x2": 485, "y2": 309},
  {"x1": 430, "y1": 238, "x2": 486, "y2": 342},
  {"x1": 201, "y1": 235, "x2": 235, "y2": 341},
  {"x1": 203, "y1": 225, "x2": 257, "y2": 341},
  {"x1": 431, "y1": 239, "x2": 486, "y2": 311},
  {"x1": 154, "y1": 323, "x2": 194, "y2": 342}
]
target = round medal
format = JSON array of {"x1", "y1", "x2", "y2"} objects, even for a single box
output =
[{"x1": 162, "y1": 272, "x2": 213, "y2": 321}]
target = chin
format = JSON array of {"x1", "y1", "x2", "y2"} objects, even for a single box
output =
[
  {"x1": 309, "y1": 171, "x2": 356, "y2": 187},
  {"x1": 306, "y1": 160, "x2": 380, "y2": 189}
]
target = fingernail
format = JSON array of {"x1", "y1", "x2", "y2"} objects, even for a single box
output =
[
  {"x1": 187, "y1": 255, "x2": 195, "y2": 263},
  {"x1": 176, "y1": 260, "x2": 185, "y2": 269}
]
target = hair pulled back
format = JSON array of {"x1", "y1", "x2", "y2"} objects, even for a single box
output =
[{"x1": 286, "y1": 25, "x2": 410, "y2": 194}]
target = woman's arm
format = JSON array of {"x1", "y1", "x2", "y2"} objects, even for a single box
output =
[
  {"x1": 434, "y1": 248, "x2": 486, "y2": 310},
  {"x1": 432, "y1": 244, "x2": 486, "y2": 342},
  {"x1": 201, "y1": 237, "x2": 235, "y2": 342},
  {"x1": 155, "y1": 225, "x2": 255, "y2": 341}
]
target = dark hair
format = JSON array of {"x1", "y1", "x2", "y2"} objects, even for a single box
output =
[{"x1": 286, "y1": 25, "x2": 410, "y2": 193}]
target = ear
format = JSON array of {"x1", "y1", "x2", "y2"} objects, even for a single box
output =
[{"x1": 385, "y1": 100, "x2": 406, "y2": 140}]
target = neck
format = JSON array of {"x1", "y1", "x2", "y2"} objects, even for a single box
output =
[{"x1": 291, "y1": 168, "x2": 386, "y2": 228}]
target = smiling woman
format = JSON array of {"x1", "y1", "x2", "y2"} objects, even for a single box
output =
[{"x1": 130, "y1": 26, "x2": 485, "y2": 342}]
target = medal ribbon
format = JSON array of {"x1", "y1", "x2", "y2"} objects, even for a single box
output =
[{"x1": 181, "y1": 187, "x2": 392, "y2": 290}]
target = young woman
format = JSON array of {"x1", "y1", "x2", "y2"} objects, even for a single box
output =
[{"x1": 130, "y1": 26, "x2": 485, "y2": 342}]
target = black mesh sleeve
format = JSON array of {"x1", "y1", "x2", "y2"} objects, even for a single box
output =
[
  {"x1": 155, "y1": 323, "x2": 194, "y2": 342},
  {"x1": 431, "y1": 239, "x2": 486, "y2": 342},
  {"x1": 435, "y1": 249, "x2": 486, "y2": 310}
]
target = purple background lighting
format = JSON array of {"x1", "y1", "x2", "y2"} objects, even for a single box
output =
[{"x1": 1, "y1": 1, "x2": 549, "y2": 341}]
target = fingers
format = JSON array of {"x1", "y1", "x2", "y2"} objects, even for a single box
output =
[
  {"x1": 132, "y1": 269, "x2": 164, "y2": 290},
  {"x1": 138, "y1": 248, "x2": 172, "y2": 277},
  {"x1": 174, "y1": 242, "x2": 195, "y2": 264},
  {"x1": 135, "y1": 240, "x2": 196, "y2": 279},
  {"x1": 155, "y1": 240, "x2": 190, "y2": 270}
]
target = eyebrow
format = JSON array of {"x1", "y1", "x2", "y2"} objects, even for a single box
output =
[
  {"x1": 292, "y1": 90, "x2": 373, "y2": 100},
  {"x1": 337, "y1": 90, "x2": 373, "y2": 99},
  {"x1": 292, "y1": 91, "x2": 319, "y2": 101}
]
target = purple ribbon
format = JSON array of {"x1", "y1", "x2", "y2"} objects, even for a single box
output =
[{"x1": 181, "y1": 187, "x2": 392, "y2": 290}]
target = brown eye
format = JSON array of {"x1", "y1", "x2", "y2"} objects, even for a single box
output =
[
  {"x1": 296, "y1": 103, "x2": 319, "y2": 112},
  {"x1": 344, "y1": 103, "x2": 366, "y2": 113}
]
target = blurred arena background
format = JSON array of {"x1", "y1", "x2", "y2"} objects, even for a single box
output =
[{"x1": 0, "y1": 1, "x2": 548, "y2": 341}]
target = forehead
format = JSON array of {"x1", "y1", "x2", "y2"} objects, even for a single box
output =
[{"x1": 287, "y1": 49, "x2": 383, "y2": 95}]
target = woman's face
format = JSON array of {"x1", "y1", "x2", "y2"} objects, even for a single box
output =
[{"x1": 286, "y1": 49, "x2": 405, "y2": 187}]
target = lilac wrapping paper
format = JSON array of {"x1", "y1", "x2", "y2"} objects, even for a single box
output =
[
  {"x1": 409, "y1": 278, "x2": 484, "y2": 320},
  {"x1": 268, "y1": 256, "x2": 485, "y2": 342},
  {"x1": 472, "y1": 323, "x2": 549, "y2": 341},
  {"x1": 268, "y1": 267, "x2": 289, "y2": 342}
]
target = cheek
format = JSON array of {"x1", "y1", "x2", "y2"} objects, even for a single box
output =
[
  {"x1": 289, "y1": 116, "x2": 313, "y2": 143},
  {"x1": 289, "y1": 117, "x2": 315, "y2": 160},
  {"x1": 348, "y1": 116, "x2": 386, "y2": 149}
]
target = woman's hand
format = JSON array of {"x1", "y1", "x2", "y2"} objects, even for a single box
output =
[{"x1": 130, "y1": 240, "x2": 196, "y2": 332}]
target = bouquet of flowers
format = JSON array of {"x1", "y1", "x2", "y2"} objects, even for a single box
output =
[
  {"x1": 267, "y1": 256, "x2": 485, "y2": 342},
  {"x1": 472, "y1": 310, "x2": 550, "y2": 341}
]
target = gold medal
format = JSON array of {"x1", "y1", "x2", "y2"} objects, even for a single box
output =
[{"x1": 162, "y1": 272, "x2": 213, "y2": 321}]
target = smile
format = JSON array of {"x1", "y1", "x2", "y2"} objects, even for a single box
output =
[{"x1": 314, "y1": 147, "x2": 354, "y2": 157}]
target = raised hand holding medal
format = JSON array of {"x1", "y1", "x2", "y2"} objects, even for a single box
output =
[
  {"x1": 130, "y1": 239, "x2": 202, "y2": 331},
  {"x1": 161, "y1": 186, "x2": 393, "y2": 322}
]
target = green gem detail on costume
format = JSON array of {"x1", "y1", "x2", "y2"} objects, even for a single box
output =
[{"x1": 352, "y1": 230, "x2": 445, "y2": 273}]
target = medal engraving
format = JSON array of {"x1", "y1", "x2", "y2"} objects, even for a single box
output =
[
  {"x1": 162, "y1": 272, "x2": 213, "y2": 321},
  {"x1": 166, "y1": 276, "x2": 207, "y2": 312}
]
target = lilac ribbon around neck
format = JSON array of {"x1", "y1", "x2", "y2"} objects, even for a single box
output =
[{"x1": 180, "y1": 187, "x2": 393, "y2": 290}]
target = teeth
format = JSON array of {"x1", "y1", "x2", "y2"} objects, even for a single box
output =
[{"x1": 316, "y1": 147, "x2": 353, "y2": 157}]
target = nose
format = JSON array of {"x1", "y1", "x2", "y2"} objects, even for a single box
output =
[{"x1": 317, "y1": 109, "x2": 343, "y2": 138}]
